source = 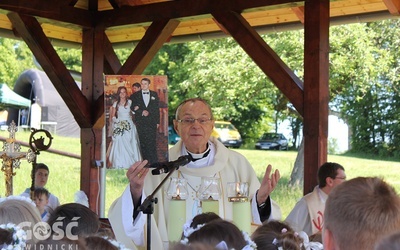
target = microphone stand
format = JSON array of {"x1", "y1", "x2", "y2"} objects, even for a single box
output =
[{"x1": 138, "y1": 165, "x2": 180, "y2": 250}]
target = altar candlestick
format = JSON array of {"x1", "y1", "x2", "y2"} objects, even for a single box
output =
[
  {"x1": 167, "y1": 194, "x2": 186, "y2": 242},
  {"x1": 201, "y1": 196, "x2": 219, "y2": 215},
  {"x1": 227, "y1": 182, "x2": 251, "y2": 234}
]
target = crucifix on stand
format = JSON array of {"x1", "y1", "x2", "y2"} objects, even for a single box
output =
[
  {"x1": 27, "y1": 126, "x2": 53, "y2": 200},
  {"x1": 0, "y1": 121, "x2": 36, "y2": 197}
]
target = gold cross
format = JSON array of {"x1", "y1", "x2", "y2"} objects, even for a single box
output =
[{"x1": 1, "y1": 121, "x2": 36, "y2": 196}]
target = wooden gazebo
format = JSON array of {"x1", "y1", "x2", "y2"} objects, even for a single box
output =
[{"x1": 0, "y1": 0, "x2": 399, "y2": 212}]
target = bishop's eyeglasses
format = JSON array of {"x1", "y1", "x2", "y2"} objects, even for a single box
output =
[{"x1": 176, "y1": 118, "x2": 213, "y2": 125}]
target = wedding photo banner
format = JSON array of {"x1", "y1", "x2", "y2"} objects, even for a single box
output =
[{"x1": 104, "y1": 75, "x2": 168, "y2": 169}]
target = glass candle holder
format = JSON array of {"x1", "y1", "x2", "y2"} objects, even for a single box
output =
[
  {"x1": 198, "y1": 177, "x2": 221, "y2": 215},
  {"x1": 166, "y1": 177, "x2": 188, "y2": 242},
  {"x1": 227, "y1": 182, "x2": 251, "y2": 233}
]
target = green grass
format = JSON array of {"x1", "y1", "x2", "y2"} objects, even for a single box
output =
[{"x1": 2, "y1": 129, "x2": 400, "y2": 219}]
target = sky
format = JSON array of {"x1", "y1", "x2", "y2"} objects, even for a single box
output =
[{"x1": 278, "y1": 115, "x2": 349, "y2": 153}]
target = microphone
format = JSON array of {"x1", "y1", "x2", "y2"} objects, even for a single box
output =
[{"x1": 149, "y1": 155, "x2": 192, "y2": 175}]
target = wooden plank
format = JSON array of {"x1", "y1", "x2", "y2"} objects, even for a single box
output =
[
  {"x1": 0, "y1": 0, "x2": 92, "y2": 27},
  {"x1": 119, "y1": 18, "x2": 179, "y2": 74},
  {"x1": 331, "y1": 3, "x2": 388, "y2": 16},
  {"x1": 41, "y1": 24, "x2": 82, "y2": 43},
  {"x1": 7, "y1": 12, "x2": 92, "y2": 128},
  {"x1": 0, "y1": 14, "x2": 12, "y2": 29},
  {"x1": 97, "y1": 0, "x2": 303, "y2": 27},
  {"x1": 303, "y1": 0, "x2": 329, "y2": 194},
  {"x1": 0, "y1": 0, "x2": 393, "y2": 46},
  {"x1": 212, "y1": 10, "x2": 304, "y2": 115},
  {"x1": 105, "y1": 26, "x2": 147, "y2": 43}
]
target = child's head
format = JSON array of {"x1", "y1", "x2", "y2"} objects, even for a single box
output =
[{"x1": 33, "y1": 187, "x2": 49, "y2": 211}]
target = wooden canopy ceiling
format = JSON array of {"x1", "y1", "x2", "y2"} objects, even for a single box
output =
[
  {"x1": 0, "y1": 0, "x2": 399, "y2": 212},
  {"x1": 0, "y1": 0, "x2": 399, "y2": 48}
]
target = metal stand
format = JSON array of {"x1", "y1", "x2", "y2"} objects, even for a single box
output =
[{"x1": 138, "y1": 166, "x2": 179, "y2": 250}]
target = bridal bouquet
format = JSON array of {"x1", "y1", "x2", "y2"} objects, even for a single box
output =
[{"x1": 113, "y1": 120, "x2": 131, "y2": 136}]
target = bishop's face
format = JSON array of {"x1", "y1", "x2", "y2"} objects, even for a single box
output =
[{"x1": 173, "y1": 100, "x2": 215, "y2": 154}]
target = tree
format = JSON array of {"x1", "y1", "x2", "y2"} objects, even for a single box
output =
[
  {"x1": 0, "y1": 38, "x2": 35, "y2": 85},
  {"x1": 330, "y1": 20, "x2": 400, "y2": 157}
]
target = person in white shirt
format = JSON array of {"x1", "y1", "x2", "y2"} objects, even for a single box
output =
[
  {"x1": 109, "y1": 97, "x2": 282, "y2": 249},
  {"x1": 21, "y1": 163, "x2": 60, "y2": 213},
  {"x1": 285, "y1": 162, "x2": 346, "y2": 236}
]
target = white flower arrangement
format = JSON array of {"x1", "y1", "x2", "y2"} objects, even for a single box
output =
[
  {"x1": 242, "y1": 231, "x2": 257, "y2": 250},
  {"x1": 113, "y1": 120, "x2": 131, "y2": 136},
  {"x1": 182, "y1": 221, "x2": 205, "y2": 238},
  {"x1": 0, "y1": 195, "x2": 36, "y2": 208},
  {"x1": 180, "y1": 221, "x2": 256, "y2": 250},
  {"x1": 102, "y1": 237, "x2": 131, "y2": 250},
  {"x1": 0, "y1": 223, "x2": 27, "y2": 250}
]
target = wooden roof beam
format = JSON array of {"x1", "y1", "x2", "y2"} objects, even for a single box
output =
[
  {"x1": 0, "y1": 0, "x2": 93, "y2": 28},
  {"x1": 81, "y1": 26, "x2": 106, "y2": 128},
  {"x1": 103, "y1": 35, "x2": 122, "y2": 74},
  {"x1": 7, "y1": 12, "x2": 92, "y2": 128},
  {"x1": 302, "y1": 0, "x2": 329, "y2": 194},
  {"x1": 383, "y1": 0, "x2": 400, "y2": 15},
  {"x1": 212, "y1": 10, "x2": 304, "y2": 115},
  {"x1": 118, "y1": 18, "x2": 180, "y2": 75},
  {"x1": 291, "y1": 6, "x2": 305, "y2": 23},
  {"x1": 98, "y1": 0, "x2": 303, "y2": 28}
]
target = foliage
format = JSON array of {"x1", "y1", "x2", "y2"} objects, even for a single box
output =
[
  {"x1": 329, "y1": 20, "x2": 400, "y2": 156},
  {"x1": 55, "y1": 47, "x2": 82, "y2": 72},
  {"x1": 1, "y1": 19, "x2": 400, "y2": 157},
  {"x1": 4, "y1": 130, "x2": 400, "y2": 219},
  {"x1": 0, "y1": 38, "x2": 36, "y2": 85},
  {"x1": 328, "y1": 137, "x2": 339, "y2": 154},
  {"x1": 142, "y1": 43, "x2": 191, "y2": 116}
]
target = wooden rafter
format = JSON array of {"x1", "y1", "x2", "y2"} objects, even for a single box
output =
[
  {"x1": 7, "y1": 12, "x2": 92, "y2": 128},
  {"x1": 383, "y1": 0, "x2": 400, "y2": 15},
  {"x1": 119, "y1": 19, "x2": 180, "y2": 75},
  {"x1": 212, "y1": 10, "x2": 304, "y2": 115},
  {"x1": 291, "y1": 6, "x2": 305, "y2": 24},
  {"x1": 97, "y1": 0, "x2": 303, "y2": 28},
  {"x1": 103, "y1": 35, "x2": 122, "y2": 74},
  {"x1": 0, "y1": 1, "x2": 92, "y2": 28}
]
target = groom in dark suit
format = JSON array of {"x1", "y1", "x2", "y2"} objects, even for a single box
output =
[{"x1": 130, "y1": 77, "x2": 160, "y2": 164}]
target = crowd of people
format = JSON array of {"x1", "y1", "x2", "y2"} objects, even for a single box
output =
[{"x1": 2, "y1": 97, "x2": 400, "y2": 250}]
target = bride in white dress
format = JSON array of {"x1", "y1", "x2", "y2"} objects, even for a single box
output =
[{"x1": 107, "y1": 86, "x2": 142, "y2": 169}]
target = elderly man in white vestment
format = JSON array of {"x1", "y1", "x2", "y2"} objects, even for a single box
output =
[{"x1": 108, "y1": 98, "x2": 282, "y2": 249}]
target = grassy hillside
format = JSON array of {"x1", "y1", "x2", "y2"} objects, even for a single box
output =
[{"x1": 1, "y1": 129, "x2": 399, "y2": 219}]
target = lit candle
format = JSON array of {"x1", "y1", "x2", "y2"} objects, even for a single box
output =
[
  {"x1": 198, "y1": 177, "x2": 221, "y2": 215},
  {"x1": 227, "y1": 182, "x2": 251, "y2": 234},
  {"x1": 167, "y1": 195, "x2": 186, "y2": 242},
  {"x1": 166, "y1": 178, "x2": 188, "y2": 243},
  {"x1": 232, "y1": 197, "x2": 251, "y2": 234},
  {"x1": 201, "y1": 196, "x2": 219, "y2": 215}
]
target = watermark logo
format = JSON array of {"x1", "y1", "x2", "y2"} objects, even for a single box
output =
[{"x1": 18, "y1": 217, "x2": 80, "y2": 242}]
